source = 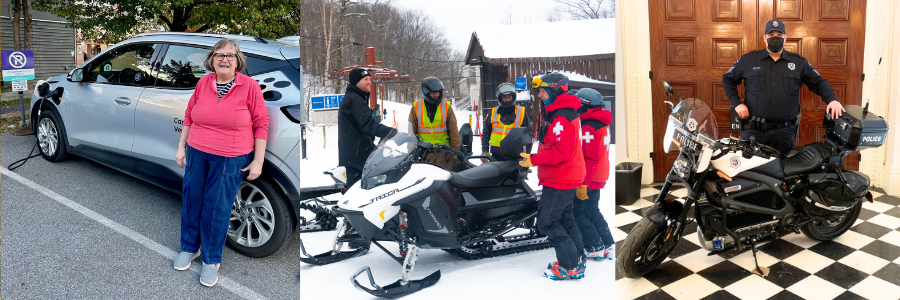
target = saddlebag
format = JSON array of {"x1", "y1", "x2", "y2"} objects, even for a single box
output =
[
  {"x1": 807, "y1": 171, "x2": 870, "y2": 208},
  {"x1": 823, "y1": 105, "x2": 888, "y2": 150}
]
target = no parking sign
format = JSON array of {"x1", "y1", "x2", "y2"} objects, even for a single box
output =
[{"x1": 1, "y1": 50, "x2": 36, "y2": 81}]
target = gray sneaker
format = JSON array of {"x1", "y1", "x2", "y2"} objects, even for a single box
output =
[
  {"x1": 173, "y1": 251, "x2": 200, "y2": 271},
  {"x1": 200, "y1": 263, "x2": 220, "y2": 287}
]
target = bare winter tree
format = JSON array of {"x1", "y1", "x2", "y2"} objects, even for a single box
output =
[
  {"x1": 300, "y1": 0, "x2": 466, "y2": 117},
  {"x1": 553, "y1": 0, "x2": 615, "y2": 19}
]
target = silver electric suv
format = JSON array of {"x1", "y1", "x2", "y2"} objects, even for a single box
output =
[{"x1": 30, "y1": 32, "x2": 303, "y2": 258}]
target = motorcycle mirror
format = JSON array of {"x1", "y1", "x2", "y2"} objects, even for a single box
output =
[{"x1": 663, "y1": 81, "x2": 673, "y2": 96}]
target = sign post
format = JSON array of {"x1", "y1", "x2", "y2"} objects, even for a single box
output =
[{"x1": 2, "y1": 50, "x2": 36, "y2": 135}]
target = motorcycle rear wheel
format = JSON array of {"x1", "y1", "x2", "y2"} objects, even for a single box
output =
[{"x1": 800, "y1": 201, "x2": 862, "y2": 241}]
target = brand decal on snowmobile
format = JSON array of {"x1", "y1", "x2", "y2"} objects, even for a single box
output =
[
  {"x1": 360, "y1": 189, "x2": 399, "y2": 208},
  {"x1": 358, "y1": 178, "x2": 425, "y2": 208},
  {"x1": 730, "y1": 156, "x2": 741, "y2": 168},
  {"x1": 422, "y1": 196, "x2": 448, "y2": 233}
]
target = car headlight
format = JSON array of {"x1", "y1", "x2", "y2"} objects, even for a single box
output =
[{"x1": 673, "y1": 156, "x2": 693, "y2": 179}]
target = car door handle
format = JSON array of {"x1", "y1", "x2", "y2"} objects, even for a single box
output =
[{"x1": 113, "y1": 97, "x2": 132, "y2": 105}]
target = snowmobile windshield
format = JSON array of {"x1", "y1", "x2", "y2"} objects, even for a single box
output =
[
  {"x1": 360, "y1": 132, "x2": 418, "y2": 189},
  {"x1": 663, "y1": 98, "x2": 717, "y2": 154}
]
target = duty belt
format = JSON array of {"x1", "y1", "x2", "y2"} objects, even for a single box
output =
[{"x1": 742, "y1": 113, "x2": 801, "y2": 132}]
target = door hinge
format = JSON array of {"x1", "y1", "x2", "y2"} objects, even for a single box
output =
[
  {"x1": 858, "y1": 152, "x2": 861, "y2": 162},
  {"x1": 649, "y1": 71, "x2": 653, "y2": 80},
  {"x1": 650, "y1": 152, "x2": 656, "y2": 161},
  {"x1": 861, "y1": 74, "x2": 865, "y2": 82}
]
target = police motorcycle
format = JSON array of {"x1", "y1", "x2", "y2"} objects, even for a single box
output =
[
  {"x1": 299, "y1": 126, "x2": 549, "y2": 297},
  {"x1": 296, "y1": 123, "x2": 477, "y2": 233},
  {"x1": 617, "y1": 82, "x2": 888, "y2": 278}
]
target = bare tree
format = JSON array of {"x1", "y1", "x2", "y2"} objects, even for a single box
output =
[
  {"x1": 501, "y1": 5, "x2": 515, "y2": 25},
  {"x1": 553, "y1": 0, "x2": 615, "y2": 19}
]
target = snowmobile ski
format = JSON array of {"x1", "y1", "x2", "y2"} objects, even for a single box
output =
[{"x1": 351, "y1": 245, "x2": 441, "y2": 298}]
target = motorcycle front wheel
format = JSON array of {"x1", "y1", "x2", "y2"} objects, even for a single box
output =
[{"x1": 616, "y1": 215, "x2": 686, "y2": 278}]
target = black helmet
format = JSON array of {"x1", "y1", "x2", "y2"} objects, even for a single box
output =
[
  {"x1": 421, "y1": 77, "x2": 444, "y2": 105},
  {"x1": 496, "y1": 83, "x2": 517, "y2": 108},
  {"x1": 575, "y1": 88, "x2": 604, "y2": 109},
  {"x1": 532, "y1": 71, "x2": 569, "y2": 104}
]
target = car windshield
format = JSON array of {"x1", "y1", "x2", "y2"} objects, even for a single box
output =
[
  {"x1": 662, "y1": 98, "x2": 718, "y2": 153},
  {"x1": 361, "y1": 132, "x2": 418, "y2": 181}
]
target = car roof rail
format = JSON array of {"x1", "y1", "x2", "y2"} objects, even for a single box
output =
[{"x1": 135, "y1": 32, "x2": 267, "y2": 43}]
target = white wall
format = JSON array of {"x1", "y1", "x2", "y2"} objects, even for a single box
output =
[{"x1": 616, "y1": 0, "x2": 654, "y2": 184}]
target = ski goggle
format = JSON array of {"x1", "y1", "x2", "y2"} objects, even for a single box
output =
[
  {"x1": 531, "y1": 76, "x2": 545, "y2": 89},
  {"x1": 531, "y1": 76, "x2": 569, "y2": 89}
]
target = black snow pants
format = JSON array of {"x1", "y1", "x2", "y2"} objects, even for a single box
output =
[{"x1": 537, "y1": 187, "x2": 584, "y2": 270}]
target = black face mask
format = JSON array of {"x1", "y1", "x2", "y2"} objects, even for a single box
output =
[{"x1": 767, "y1": 36, "x2": 784, "y2": 53}]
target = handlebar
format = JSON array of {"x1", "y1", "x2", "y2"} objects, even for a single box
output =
[{"x1": 416, "y1": 142, "x2": 495, "y2": 169}]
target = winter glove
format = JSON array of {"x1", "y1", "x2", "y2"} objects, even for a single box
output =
[
  {"x1": 384, "y1": 128, "x2": 398, "y2": 140},
  {"x1": 518, "y1": 153, "x2": 534, "y2": 168},
  {"x1": 481, "y1": 152, "x2": 491, "y2": 163},
  {"x1": 392, "y1": 121, "x2": 398, "y2": 128},
  {"x1": 576, "y1": 185, "x2": 588, "y2": 200}
]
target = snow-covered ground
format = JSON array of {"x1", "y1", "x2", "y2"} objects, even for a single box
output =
[{"x1": 299, "y1": 100, "x2": 616, "y2": 299}]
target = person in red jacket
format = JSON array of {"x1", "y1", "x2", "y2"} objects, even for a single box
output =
[
  {"x1": 519, "y1": 72, "x2": 586, "y2": 280},
  {"x1": 572, "y1": 88, "x2": 615, "y2": 261}
]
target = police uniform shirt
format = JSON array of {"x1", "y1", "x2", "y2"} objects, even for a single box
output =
[{"x1": 722, "y1": 49, "x2": 837, "y2": 122}]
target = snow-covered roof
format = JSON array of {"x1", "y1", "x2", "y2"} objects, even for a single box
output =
[
  {"x1": 553, "y1": 70, "x2": 614, "y2": 86},
  {"x1": 473, "y1": 18, "x2": 615, "y2": 59}
]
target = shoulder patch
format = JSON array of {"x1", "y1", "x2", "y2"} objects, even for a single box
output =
[
  {"x1": 553, "y1": 108, "x2": 579, "y2": 122},
  {"x1": 582, "y1": 119, "x2": 608, "y2": 130}
]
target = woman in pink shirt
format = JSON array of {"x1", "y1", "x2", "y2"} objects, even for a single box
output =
[{"x1": 171, "y1": 38, "x2": 269, "y2": 287}]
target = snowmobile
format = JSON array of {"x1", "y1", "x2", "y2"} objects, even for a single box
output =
[
  {"x1": 296, "y1": 166, "x2": 347, "y2": 232},
  {"x1": 617, "y1": 82, "x2": 888, "y2": 278},
  {"x1": 299, "y1": 127, "x2": 550, "y2": 297},
  {"x1": 297, "y1": 123, "x2": 477, "y2": 233}
]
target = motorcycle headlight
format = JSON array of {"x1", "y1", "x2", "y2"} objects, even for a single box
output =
[{"x1": 673, "y1": 157, "x2": 693, "y2": 179}]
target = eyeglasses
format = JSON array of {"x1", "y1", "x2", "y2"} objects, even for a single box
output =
[{"x1": 215, "y1": 53, "x2": 236, "y2": 61}]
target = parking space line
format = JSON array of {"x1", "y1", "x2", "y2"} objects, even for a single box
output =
[{"x1": 1, "y1": 167, "x2": 271, "y2": 300}]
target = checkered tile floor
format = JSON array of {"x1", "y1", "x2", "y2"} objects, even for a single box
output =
[{"x1": 615, "y1": 183, "x2": 900, "y2": 300}]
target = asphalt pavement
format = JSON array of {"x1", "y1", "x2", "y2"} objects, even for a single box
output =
[{"x1": 1, "y1": 133, "x2": 303, "y2": 299}]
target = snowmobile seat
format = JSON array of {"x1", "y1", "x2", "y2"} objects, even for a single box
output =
[
  {"x1": 782, "y1": 143, "x2": 830, "y2": 176},
  {"x1": 449, "y1": 161, "x2": 519, "y2": 188}
]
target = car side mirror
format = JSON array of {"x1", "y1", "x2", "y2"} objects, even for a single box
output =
[{"x1": 69, "y1": 68, "x2": 84, "y2": 82}]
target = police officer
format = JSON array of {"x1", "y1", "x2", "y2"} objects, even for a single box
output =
[
  {"x1": 481, "y1": 83, "x2": 532, "y2": 161},
  {"x1": 408, "y1": 77, "x2": 461, "y2": 170},
  {"x1": 723, "y1": 19, "x2": 845, "y2": 156}
]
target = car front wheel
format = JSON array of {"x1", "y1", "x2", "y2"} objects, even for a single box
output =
[
  {"x1": 226, "y1": 178, "x2": 294, "y2": 257},
  {"x1": 36, "y1": 110, "x2": 68, "y2": 162}
]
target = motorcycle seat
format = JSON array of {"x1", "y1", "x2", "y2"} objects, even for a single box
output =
[
  {"x1": 782, "y1": 143, "x2": 830, "y2": 176},
  {"x1": 450, "y1": 161, "x2": 519, "y2": 188}
]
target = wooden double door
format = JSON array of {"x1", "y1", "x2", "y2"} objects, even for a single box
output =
[{"x1": 649, "y1": 0, "x2": 867, "y2": 180}]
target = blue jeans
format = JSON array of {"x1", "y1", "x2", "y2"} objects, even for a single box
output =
[
  {"x1": 573, "y1": 188, "x2": 614, "y2": 251},
  {"x1": 181, "y1": 145, "x2": 250, "y2": 264}
]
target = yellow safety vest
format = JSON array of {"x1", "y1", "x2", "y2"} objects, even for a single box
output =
[
  {"x1": 414, "y1": 99, "x2": 450, "y2": 146},
  {"x1": 489, "y1": 106, "x2": 525, "y2": 147}
]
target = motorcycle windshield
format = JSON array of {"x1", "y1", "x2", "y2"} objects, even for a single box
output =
[
  {"x1": 663, "y1": 98, "x2": 718, "y2": 153},
  {"x1": 361, "y1": 132, "x2": 418, "y2": 182}
]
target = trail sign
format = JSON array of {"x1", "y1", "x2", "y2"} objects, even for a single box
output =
[
  {"x1": 1, "y1": 50, "x2": 35, "y2": 81},
  {"x1": 311, "y1": 94, "x2": 343, "y2": 110}
]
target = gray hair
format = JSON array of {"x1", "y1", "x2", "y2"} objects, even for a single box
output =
[{"x1": 203, "y1": 38, "x2": 247, "y2": 72}]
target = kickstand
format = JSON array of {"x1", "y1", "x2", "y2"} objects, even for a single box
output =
[{"x1": 749, "y1": 238, "x2": 769, "y2": 277}]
